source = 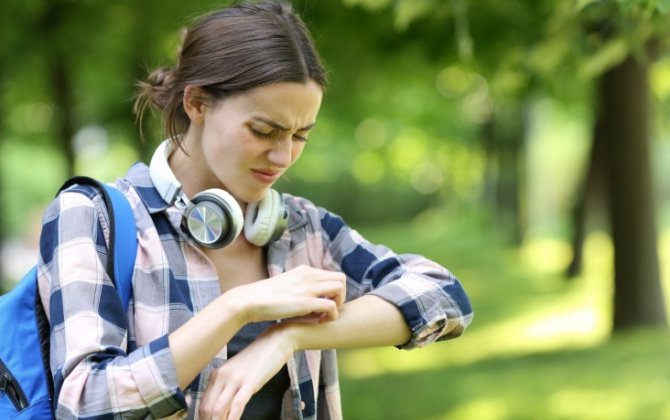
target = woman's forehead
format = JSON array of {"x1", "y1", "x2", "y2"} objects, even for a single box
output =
[{"x1": 218, "y1": 81, "x2": 323, "y2": 124}]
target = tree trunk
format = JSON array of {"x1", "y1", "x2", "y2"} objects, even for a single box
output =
[
  {"x1": 128, "y1": 0, "x2": 154, "y2": 163},
  {"x1": 600, "y1": 54, "x2": 666, "y2": 330},
  {"x1": 481, "y1": 118, "x2": 497, "y2": 211},
  {"x1": 41, "y1": 2, "x2": 76, "y2": 178},
  {"x1": 494, "y1": 103, "x2": 526, "y2": 246},
  {"x1": 566, "y1": 110, "x2": 608, "y2": 278},
  {"x1": 50, "y1": 57, "x2": 76, "y2": 178}
]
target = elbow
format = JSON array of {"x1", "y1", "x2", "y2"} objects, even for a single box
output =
[
  {"x1": 410, "y1": 282, "x2": 474, "y2": 348},
  {"x1": 442, "y1": 310, "x2": 474, "y2": 340}
]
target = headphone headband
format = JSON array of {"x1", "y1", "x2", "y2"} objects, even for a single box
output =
[{"x1": 149, "y1": 140, "x2": 183, "y2": 205}]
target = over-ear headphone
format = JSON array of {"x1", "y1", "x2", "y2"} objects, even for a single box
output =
[{"x1": 149, "y1": 139, "x2": 288, "y2": 248}]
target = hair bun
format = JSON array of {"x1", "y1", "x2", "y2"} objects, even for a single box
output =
[
  {"x1": 135, "y1": 67, "x2": 176, "y2": 113},
  {"x1": 147, "y1": 67, "x2": 175, "y2": 89}
]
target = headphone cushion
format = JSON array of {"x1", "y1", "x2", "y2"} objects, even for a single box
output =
[
  {"x1": 189, "y1": 189, "x2": 244, "y2": 247},
  {"x1": 244, "y1": 189, "x2": 282, "y2": 246}
]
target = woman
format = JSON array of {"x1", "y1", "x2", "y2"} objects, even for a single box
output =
[{"x1": 38, "y1": 1, "x2": 473, "y2": 419}]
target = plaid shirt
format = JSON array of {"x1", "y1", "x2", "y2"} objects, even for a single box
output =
[{"x1": 37, "y1": 163, "x2": 473, "y2": 419}]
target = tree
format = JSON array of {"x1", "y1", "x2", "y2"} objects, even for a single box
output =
[
  {"x1": 569, "y1": 2, "x2": 668, "y2": 329},
  {"x1": 340, "y1": 0, "x2": 669, "y2": 331},
  {"x1": 601, "y1": 50, "x2": 666, "y2": 328}
]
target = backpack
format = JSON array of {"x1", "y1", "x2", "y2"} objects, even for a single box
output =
[{"x1": 0, "y1": 176, "x2": 137, "y2": 419}]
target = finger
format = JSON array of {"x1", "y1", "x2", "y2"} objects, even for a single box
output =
[
  {"x1": 307, "y1": 297, "x2": 339, "y2": 321},
  {"x1": 227, "y1": 385, "x2": 255, "y2": 420},
  {"x1": 211, "y1": 381, "x2": 240, "y2": 420},
  {"x1": 200, "y1": 371, "x2": 226, "y2": 419},
  {"x1": 288, "y1": 313, "x2": 324, "y2": 323},
  {"x1": 312, "y1": 280, "x2": 346, "y2": 310},
  {"x1": 285, "y1": 298, "x2": 338, "y2": 322},
  {"x1": 309, "y1": 279, "x2": 346, "y2": 301},
  {"x1": 330, "y1": 285, "x2": 345, "y2": 309}
]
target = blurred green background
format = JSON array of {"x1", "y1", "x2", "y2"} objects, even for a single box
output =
[{"x1": 2, "y1": 0, "x2": 670, "y2": 418}]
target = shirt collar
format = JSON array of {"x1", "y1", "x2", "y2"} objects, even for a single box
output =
[{"x1": 125, "y1": 162, "x2": 172, "y2": 214}]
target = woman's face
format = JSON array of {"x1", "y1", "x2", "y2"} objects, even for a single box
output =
[{"x1": 196, "y1": 80, "x2": 323, "y2": 204}]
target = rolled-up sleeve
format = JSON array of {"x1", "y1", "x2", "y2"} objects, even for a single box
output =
[
  {"x1": 37, "y1": 188, "x2": 186, "y2": 418},
  {"x1": 314, "y1": 205, "x2": 473, "y2": 350}
]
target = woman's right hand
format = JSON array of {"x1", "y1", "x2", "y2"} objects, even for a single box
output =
[{"x1": 226, "y1": 265, "x2": 346, "y2": 325}]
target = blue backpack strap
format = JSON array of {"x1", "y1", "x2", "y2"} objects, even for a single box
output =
[
  {"x1": 59, "y1": 177, "x2": 137, "y2": 312},
  {"x1": 103, "y1": 184, "x2": 137, "y2": 312}
]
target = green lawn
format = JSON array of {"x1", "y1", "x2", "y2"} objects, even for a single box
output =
[{"x1": 338, "y1": 213, "x2": 670, "y2": 419}]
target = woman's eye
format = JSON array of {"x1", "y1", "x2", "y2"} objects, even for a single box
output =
[
  {"x1": 293, "y1": 134, "x2": 308, "y2": 142},
  {"x1": 251, "y1": 127, "x2": 276, "y2": 138}
]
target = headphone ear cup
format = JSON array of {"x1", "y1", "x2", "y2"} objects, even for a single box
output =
[
  {"x1": 185, "y1": 189, "x2": 244, "y2": 248},
  {"x1": 244, "y1": 189, "x2": 288, "y2": 246}
]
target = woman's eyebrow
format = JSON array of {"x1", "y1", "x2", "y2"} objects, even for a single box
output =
[{"x1": 252, "y1": 116, "x2": 316, "y2": 131}]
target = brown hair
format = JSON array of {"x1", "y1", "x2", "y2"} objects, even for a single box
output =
[{"x1": 134, "y1": 0, "x2": 328, "y2": 142}]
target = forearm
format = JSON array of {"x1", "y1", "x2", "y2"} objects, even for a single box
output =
[
  {"x1": 286, "y1": 294, "x2": 411, "y2": 351},
  {"x1": 169, "y1": 266, "x2": 346, "y2": 389},
  {"x1": 169, "y1": 292, "x2": 245, "y2": 389}
]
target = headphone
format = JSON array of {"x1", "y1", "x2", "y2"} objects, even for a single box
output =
[{"x1": 149, "y1": 139, "x2": 288, "y2": 248}]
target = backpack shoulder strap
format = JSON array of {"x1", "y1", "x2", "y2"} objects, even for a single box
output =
[{"x1": 59, "y1": 176, "x2": 137, "y2": 312}]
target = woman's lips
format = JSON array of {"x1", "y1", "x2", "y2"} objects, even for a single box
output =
[{"x1": 251, "y1": 169, "x2": 281, "y2": 184}]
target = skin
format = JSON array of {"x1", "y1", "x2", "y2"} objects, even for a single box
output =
[{"x1": 164, "y1": 81, "x2": 412, "y2": 420}]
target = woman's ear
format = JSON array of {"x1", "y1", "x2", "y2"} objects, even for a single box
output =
[{"x1": 183, "y1": 85, "x2": 209, "y2": 124}]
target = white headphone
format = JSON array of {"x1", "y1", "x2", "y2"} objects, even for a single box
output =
[{"x1": 149, "y1": 139, "x2": 288, "y2": 248}]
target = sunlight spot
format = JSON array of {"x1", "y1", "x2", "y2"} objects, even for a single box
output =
[
  {"x1": 351, "y1": 151, "x2": 385, "y2": 184},
  {"x1": 436, "y1": 66, "x2": 471, "y2": 98},
  {"x1": 387, "y1": 128, "x2": 428, "y2": 174},
  {"x1": 461, "y1": 75, "x2": 492, "y2": 124},
  {"x1": 582, "y1": 231, "x2": 613, "y2": 278},
  {"x1": 15, "y1": 102, "x2": 53, "y2": 133},
  {"x1": 520, "y1": 237, "x2": 572, "y2": 273},
  {"x1": 340, "y1": 300, "x2": 609, "y2": 380},
  {"x1": 448, "y1": 397, "x2": 509, "y2": 420},
  {"x1": 651, "y1": 57, "x2": 670, "y2": 100},
  {"x1": 73, "y1": 125, "x2": 109, "y2": 158},
  {"x1": 410, "y1": 161, "x2": 443, "y2": 194},
  {"x1": 548, "y1": 389, "x2": 636, "y2": 419},
  {"x1": 660, "y1": 230, "x2": 670, "y2": 320},
  {"x1": 522, "y1": 308, "x2": 598, "y2": 339},
  {"x1": 355, "y1": 117, "x2": 387, "y2": 149}
]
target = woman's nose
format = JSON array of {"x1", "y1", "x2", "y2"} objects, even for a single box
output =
[{"x1": 267, "y1": 136, "x2": 292, "y2": 167}]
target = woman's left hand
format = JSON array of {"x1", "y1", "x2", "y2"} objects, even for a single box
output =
[{"x1": 198, "y1": 324, "x2": 296, "y2": 420}]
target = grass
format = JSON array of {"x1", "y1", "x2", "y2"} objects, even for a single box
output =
[
  {"x1": 337, "y1": 211, "x2": 670, "y2": 419},
  {"x1": 340, "y1": 330, "x2": 670, "y2": 419}
]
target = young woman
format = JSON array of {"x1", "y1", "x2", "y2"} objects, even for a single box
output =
[{"x1": 37, "y1": 1, "x2": 473, "y2": 419}]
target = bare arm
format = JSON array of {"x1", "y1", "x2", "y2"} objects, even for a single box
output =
[
  {"x1": 198, "y1": 294, "x2": 410, "y2": 420},
  {"x1": 169, "y1": 265, "x2": 346, "y2": 389},
  {"x1": 286, "y1": 294, "x2": 411, "y2": 351}
]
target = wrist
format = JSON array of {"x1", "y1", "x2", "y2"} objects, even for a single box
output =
[
  {"x1": 268, "y1": 322, "x2": 307, "y2": 352},
  {"x1": 219, "y1": 287, "x2": 249, "y2": 329}
]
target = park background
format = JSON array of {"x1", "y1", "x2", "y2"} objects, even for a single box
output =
[{"x1": 1, "y1": 0, "x2": 670, "y2": 418}]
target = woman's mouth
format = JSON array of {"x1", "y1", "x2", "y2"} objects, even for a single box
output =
[{"x1": 251, "y1": 169, "x2": 282, "y2": 184}]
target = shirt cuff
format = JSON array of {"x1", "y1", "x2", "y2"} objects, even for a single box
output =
[
  {"x1": 367, "y1": 273, "x2": 472, "y2": 350},
  {"x1": 128, "y1": 335, "x2": 187, "y2": 417}
]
